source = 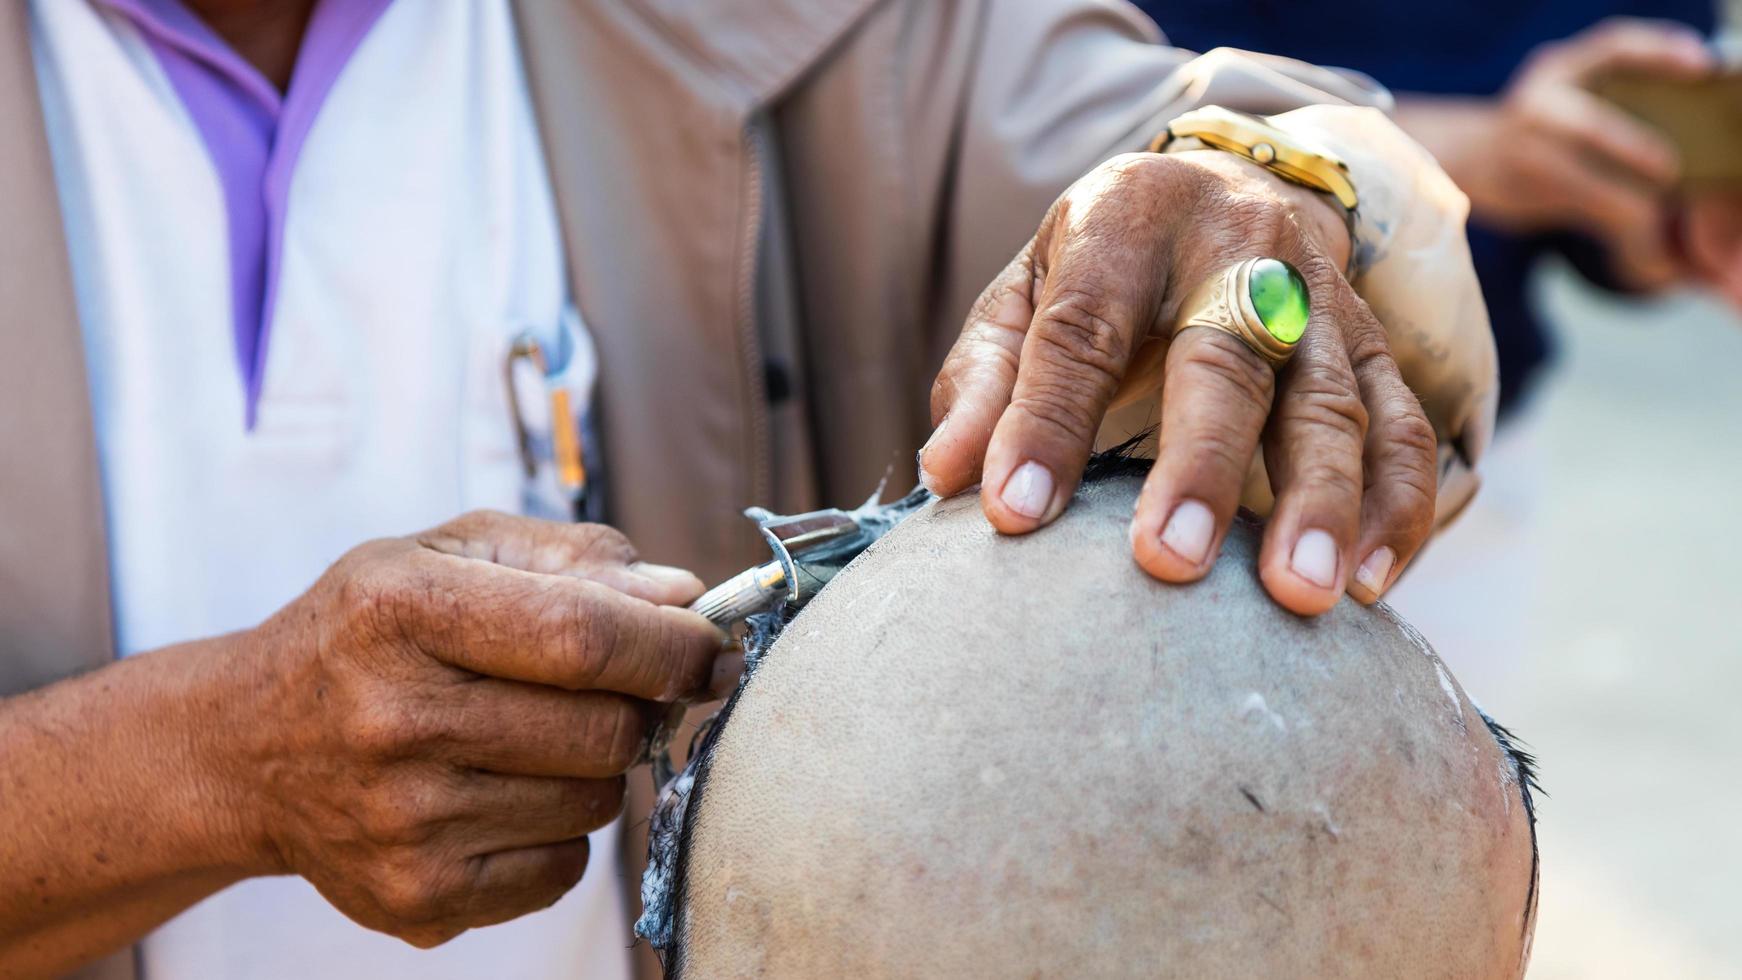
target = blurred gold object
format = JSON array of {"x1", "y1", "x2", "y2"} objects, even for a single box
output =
[{"x1": 1594, "y1": 72, "x2": 1742, "y2": 186}]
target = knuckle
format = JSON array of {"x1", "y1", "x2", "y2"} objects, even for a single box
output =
[
  {"x1": 1034, "y1": 288, "x2": 1133, "y2": 381},
  {"x1": 939, "y1": 328, "x2": 1021, "y2": 397},
  {"x1": 355, "y1": 788, "x2": 422, "y2": 846},
  {"x1": 968, "y1": 256, "x2": 1035, "y2": 330},
  {"x1": 1221, "y1": 193, "x2": 1292, "y2": 246},
  {"x1": 1062, "y1": 154, "x2": 1148, "y2": 214},
  {"x1": 1342, "y1": 314, "x2": 1396, "y2": 374},
  {"x1": 342, "y1": 697, "x2": 422, "y2": 761},
  {"x1": 1383, "y1": 397, "x2": 1441, "y2": 463},
  {"x1": 651, "y1": 620, "x2": 710, "y2": 703},
  {"x1": 1286, "y1": 400, "x2": 1369, "y2": 452},
  {"x1": 1107, "y1": 149, "x2": 1162, "y2": 179},
  {"x1": 926, "y1": 360, "x2": 968, "y2": 421},
  {"x1": 928, "y1": 371, "x2": 957, "y2": 419},
  {"x1": 375, "y1": 861, "x2": 452, "y2": 926},
  {"x1": 336, "y1": 554, "x2": 405, "y2": 638},
  {"x1": 434, "y1": 509, "x2": 508, "y2": 545},
  {"x1": 1177, "y1": 332, "x2": 1276, "y2": 406},
  {"x1": 587, "y1": 700, "x2": 647, "y2": 774},
  {"x1": 1292, "y1": 248, "x2": 1343, "y2": 294},
  {"x1": 1009, "y1": 381, "x2": 1107, "y2": 446},
  {"x1": 1374, "y1": 412, "x2": 1441, "y2": 542},
  {"x1": 453, "y1": 508, "x2": 506, "y2": 531},
  {"x1": 341, "y1": 554, "x2": 453, "y2": 651},
  {"x1": 964, "y1": 285, "x2": 1007, "y2": 330},
  {"x1": 1282, "y1": 363, "x2": 1369, "y2": 442},
  {"x1": 353, "y1": 792, "x2": 402, "y2": 845},
  {"x1": 569, "y1": 523, "x2": 635, "y2": 563},
  {"x1": 1174, "y1": 420, "x2": 1258, "y2": 481},
  {"x1": 1296, "y1": 457, "x2": 1366, "y2": 503},
  {"x1": 1124, "y1": 150, "x2": 1212, "y2": 197},
  {"x1": 556, "y1": 588, "x2": 614, "y2": 690}
]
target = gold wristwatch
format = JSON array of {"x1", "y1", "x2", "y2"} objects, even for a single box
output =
[{"x1": 1151, "y1": 106, "x2": 1359, "y2": 258}]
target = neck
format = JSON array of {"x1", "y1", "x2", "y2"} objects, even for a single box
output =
[{"x1": 182, "y1": 0, "x2": 320, "y2": 91}]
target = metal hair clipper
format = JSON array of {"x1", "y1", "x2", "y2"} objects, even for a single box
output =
[
  {"x1": 688, "y1": 484, "x2": 933, "y2": 630},
  {"x1": 647, "y1": 485, "x2": 932, "y2": 790}
]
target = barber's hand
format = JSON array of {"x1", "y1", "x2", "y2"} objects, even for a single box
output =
[
  {"x1": 1414, "y1": 18, "x2": 1711, "y2": 289},
  {"x1": 232, "y1": 512, "x2": 721, "y2": 947},
  {"x1": 920, "y1": 149, "x2": 1437, "y2": 615}
]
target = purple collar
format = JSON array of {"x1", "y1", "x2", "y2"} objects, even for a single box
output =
[{"x1": 94, "y1": 0, "x2": 395, "y2": 427}]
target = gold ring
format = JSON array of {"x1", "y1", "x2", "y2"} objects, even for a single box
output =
[{"x1": 1173, "y1": 257, "x2": 1310, "y2": 368}]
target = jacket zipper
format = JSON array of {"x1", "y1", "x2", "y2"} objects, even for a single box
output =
[{"x1": 734, "y1": 114, "x2": 773, "y2": 510}]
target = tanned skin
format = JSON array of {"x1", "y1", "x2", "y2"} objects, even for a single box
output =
[{"x1": 187, "y1": 0, "x2": 316, "y2": 90}]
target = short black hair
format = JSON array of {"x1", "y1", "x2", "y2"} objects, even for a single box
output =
[
  {"x1": 1478, "y1": 710, "x2": 1544, "y2": 936},
  {"x1": 639, "y1": 674, "x2": 745, "y2": 977}
]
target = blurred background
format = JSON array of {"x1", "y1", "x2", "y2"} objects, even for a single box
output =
[{"x1": 1389, "y1": 268, "x2": 1742, "y2": 978}]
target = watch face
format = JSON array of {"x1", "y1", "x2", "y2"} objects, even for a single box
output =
[{"x1": 1158, "y1": 107, "x2": 1358, "y2": 211}]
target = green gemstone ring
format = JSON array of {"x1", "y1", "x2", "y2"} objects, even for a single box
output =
[{"x1": 1173, "y1": 257, "x2": 1310, "y2": 367}]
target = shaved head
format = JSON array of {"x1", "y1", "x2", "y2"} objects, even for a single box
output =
[{"x1": 653, "y1": 469, "x2": 1538, "y2": 978}]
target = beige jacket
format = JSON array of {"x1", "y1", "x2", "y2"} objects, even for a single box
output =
[{"x1": 0, "y1": 2, "x2": 1491, "y2": 977}]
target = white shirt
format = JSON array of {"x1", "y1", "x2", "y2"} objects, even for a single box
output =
[{"x1": 29, "y1": 1, "x2": 628, "y2": 977}]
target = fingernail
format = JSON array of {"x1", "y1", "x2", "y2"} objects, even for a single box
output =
[
  {"x1": 632, "y1": 562, "x2": 702, "y2": 589},
  {"x1": 1354, "y1": 546, "x2": 1396, "y2": 597},
  {"x1": 1289, "y1": 529, "x2": 1339, "y2": 590},
  {"x1": 1159, "y1": 499, "x2": 1215, "y2": 566},
  {"x1": 1000, "y1": 460, "x2": 1055, "y2": 519}
]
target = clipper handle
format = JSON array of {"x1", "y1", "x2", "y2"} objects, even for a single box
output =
[{"x1": 689, "y1": 560, "x2": 788, "y2": 628}]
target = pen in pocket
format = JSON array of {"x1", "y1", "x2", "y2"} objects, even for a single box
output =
[{"x1": 505, "y1": 332, "x2": 587, "y2": 514}]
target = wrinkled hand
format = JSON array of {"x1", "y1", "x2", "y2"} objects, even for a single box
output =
[
  {"x1": 1450, "y1": 18, "x2": 1712, "y2": 288},
  {"x1": 920, "y1": 149, "x2": 1437, "y2": 615},
  {"x1": 231, "y1": 512, "x2": 721, "y2": 947}
]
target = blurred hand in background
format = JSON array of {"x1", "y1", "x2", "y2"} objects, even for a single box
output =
[
  {"x1": 1682, "y1": 187, "x2": 1742, "y2": 307},
  {"x1": 1394, "y1": 18, "x2": 1713, "y2": 294}
]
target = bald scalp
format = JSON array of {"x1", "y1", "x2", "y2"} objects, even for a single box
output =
[{"x1": 669, "y1": 474, "x2": 1537, "y2": 979}]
